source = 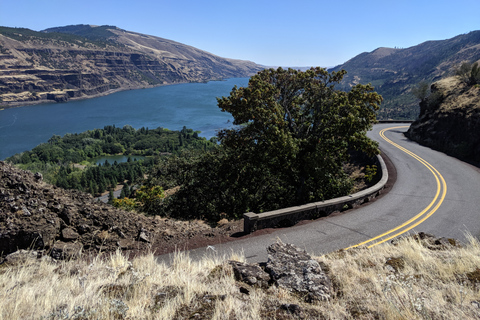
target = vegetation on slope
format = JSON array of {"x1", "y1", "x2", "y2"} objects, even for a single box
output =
[
  {"x1": 1, "y1": 235, "x2": 479, "y2": 319},
  {"x1": 6, "y1": 125, "x2": 216, "y2": 196},
  {"x1": 330, "y1": 31, "x2": 480, "y2": 120}
]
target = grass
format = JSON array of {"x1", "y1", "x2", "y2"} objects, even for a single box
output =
[{"x1": 1, "y1": 235, "x2": 480, "y2": 319}]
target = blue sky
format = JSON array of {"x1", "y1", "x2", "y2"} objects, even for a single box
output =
[{"x1": 1, "y1": 0, "x2": 479, "y2": 67}]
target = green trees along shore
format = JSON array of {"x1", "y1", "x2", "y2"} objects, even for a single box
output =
[
  {"x1": 7, "y1": 125, "x2": 217, "y2": 196},
  {"x1": 7, "y1": 67, "x2": 382, "y2": 222}
]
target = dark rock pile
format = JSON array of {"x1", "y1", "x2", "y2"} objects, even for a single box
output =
[{"x1": 0, "y1": 161, "x2": 162, "y2": 258}]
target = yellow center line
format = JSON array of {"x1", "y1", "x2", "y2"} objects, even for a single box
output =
[{"x1": 346, "y1": 126, "x2": 447, "y2": 249}]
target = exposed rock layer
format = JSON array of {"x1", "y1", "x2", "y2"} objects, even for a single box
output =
[
  {"x1": 406, "y1": 77, "x2": 480, "y2": 162},
  {"x1": 0, "y1": 25, "x2": 263, "y2": 107}
]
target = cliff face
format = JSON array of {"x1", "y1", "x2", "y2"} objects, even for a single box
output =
[
  {"x1": 406, "y1": 77, "x2": 480, "y2": 162},
  {"x1": 0, "y1": 25, "x2": 263, "y2": 107}
]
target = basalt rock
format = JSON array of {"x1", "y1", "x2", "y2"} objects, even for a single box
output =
[
  {"x1": 0, "y1": 161, "x2": 158, "y2": 256},
  {"x1": 0, "y1": 25, "x2": 263, "y2": 107},
  {"x1": 230, "y1": 242, "x2": 333, "y2": 303},
  {"x1": 229, "y1": 260, "x2": 270, "y2": 288},
  {"x1": 266, "y1": 242, "x2": 333, "y2": 302},
  {"x1": 406, "y1": 77, "x2": 480, "y2": 163}
]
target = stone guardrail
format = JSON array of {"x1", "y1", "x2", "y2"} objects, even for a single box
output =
[{"x1": 243, "y1": 154, "x2": 388, "y2": 233}]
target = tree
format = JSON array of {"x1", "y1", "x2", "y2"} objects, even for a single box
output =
[
  {"x1": 108, "y1": 190, "x2": 115, "y2": 204},
  {"x1": 455, "y1": 61, "x2": 480, "y2": 85},
  {"x1": 216, "y1": 67, "x2": 382, "y2": 207},
  {"x1": 412, "y1": 81, "x2": 430, "y2": 102},
  {"x1": 157, "y1": 67, "x2": 382, "y2": 220}
]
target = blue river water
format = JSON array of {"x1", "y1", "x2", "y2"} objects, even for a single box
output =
[{"x1": 0, "y1": 78, "x2": 249, "y2": 160}]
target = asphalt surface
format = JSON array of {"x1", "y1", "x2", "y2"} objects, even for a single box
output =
[{"x1": 157, "y1": 124, "x2": 480, "y2": 263}]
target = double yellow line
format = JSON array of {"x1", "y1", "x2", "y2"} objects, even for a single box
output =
[{"x1": 346, "y1": 126, "x2": 447, "y2": 249}]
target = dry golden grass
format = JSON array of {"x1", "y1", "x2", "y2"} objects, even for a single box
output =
[{"x1": 1, "y1": 235, "x2": 480, "y2": 319}]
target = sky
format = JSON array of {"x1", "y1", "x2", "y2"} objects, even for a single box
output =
[{"x1": 1, "y1": 0, "x2": 480, "y2": 67}]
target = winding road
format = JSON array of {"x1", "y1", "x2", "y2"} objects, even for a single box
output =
[{"x1": 157, "y1": 124, "x2": 480, "y2": 263}]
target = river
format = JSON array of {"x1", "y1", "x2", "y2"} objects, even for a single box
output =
[{"x1": 0, "y1": 78, "x2": 249, "y2": 160}]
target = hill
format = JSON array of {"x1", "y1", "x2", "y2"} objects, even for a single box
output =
[
  {"x1": 330, "y1": 31, "x2": 480, "y2": 120},
  {"x1": 406, "y1": 75, "x2": 480, "y2": 163},
  {"x1": 0, "y1": 25, "x2": 263, "y2": 107}
]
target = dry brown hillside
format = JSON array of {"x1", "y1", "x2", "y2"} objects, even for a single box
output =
[{"x1": 407, "y1": 76, "x2": 480, "y2": 162}]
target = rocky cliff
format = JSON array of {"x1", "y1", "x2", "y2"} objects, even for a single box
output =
[
  {"x1": 406, "y1": 76, "x2": 480, "y2": 162},
  {"x1": 0, "y1": 25, "x2": 263, "y2": 107}
]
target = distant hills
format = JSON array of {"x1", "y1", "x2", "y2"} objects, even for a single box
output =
[
  {"x1": 0, "y1": 24, "x2": 263, "y2": 107},
  {"x1": 1, "y1": 25, "x2": 480, "y2": 120},
  {"x1": 330, "y1": 31, "x2": 480, "y2": 119}
]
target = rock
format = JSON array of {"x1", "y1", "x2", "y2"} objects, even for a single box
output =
[
  {"x1": 0, "y1": 161, "x2": 157, "y2": 257},
  {"x1": 50, "y1": 241, "x2": 83, "y2": 260},
  {"x1": 406, "y1": 76, "x2": 480, "y2": 163},
  {"x1": 117, "y1": 239, "x2": 135, "y2": 250},
  {"x1": 138, "y1": 228, "x2": 150, "y2": 243},
  {"x1": 33, "y1": 172, "x2": 43, "y2": 181},
  {"x1": 4, "y1": 249, "x2": 39, "y2": 265},
  {"x1": 266, "y1": 242, "x2": 332, "y2": 302},
  {"x1": 229, "y1": 260, "x2": 270, "y2": 288},
  {"x1": 0, "y1": 27, "x2": 263, "y2": 108},
  {"x1": 61, "y1": 227, "x2": 79, "y2": 241}
]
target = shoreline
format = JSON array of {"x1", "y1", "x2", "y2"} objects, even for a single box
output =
[
  {"x1": 0, "y1": 76, "x2": 251, "y2": 110},
  {"x1": 0, "y1": 82, "x2": 181, "y2": 110}
]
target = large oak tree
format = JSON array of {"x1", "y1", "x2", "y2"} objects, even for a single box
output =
[{"x1": 155, "y1": 67, "x2": 382, "y2": 220}]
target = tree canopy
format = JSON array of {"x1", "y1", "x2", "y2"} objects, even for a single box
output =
[{"x1": 153, "y1": 67, "x2": 382, "y2": 220}]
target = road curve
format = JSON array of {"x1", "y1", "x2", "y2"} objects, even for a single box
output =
[{"x1": 157, "y1": 124, "x2": 480, "y2": 263}]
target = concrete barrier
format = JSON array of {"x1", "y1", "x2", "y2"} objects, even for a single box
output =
[{"x1": 243, "y1": 154, "x2": 388, "y2": 233}]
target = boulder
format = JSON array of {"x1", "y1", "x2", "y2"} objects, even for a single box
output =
[
  {"x1": 50, "y1": 241, "x2": 83, "y2": 260},
  {"x1": 229, "y1": 260, "x2": 270, "y2": 288},
  {"x1": 3, "y1": 249, "x2": 39, "y2": 265},
  {"x1": 229, "y1": 242, "x2": 333, "y2": 303},
  {"x1": 61, "y1": 227, "x2": 79, "y2": 241},
  {"x1": 266, "y1": 242, "x2": 332, "y2": 302}
]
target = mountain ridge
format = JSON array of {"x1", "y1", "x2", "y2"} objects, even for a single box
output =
[
  {"x1": 330, "y1": 30, "x2": 480, "y2": 119},
  {"x1": 0, "y1": 25, "x2": 264, "y2": 107}
]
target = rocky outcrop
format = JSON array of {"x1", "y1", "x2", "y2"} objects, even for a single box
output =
[
  {"x1": 0, "y1": 161, "x2": 159, "y2": 257},
  {"x1": 229, "y1": 242, "x2": 333, "y2": 303},
  {"x1": 406, "y1": 76, "x2": 480, "y2": 163},
  {"x1": 0, "y1": 25, "x2": 263, "y2": 107},
  {"x1": 0, "y1": 161, "x2": 239, "y2": 259}
]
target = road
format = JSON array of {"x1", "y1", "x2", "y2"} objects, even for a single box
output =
[{"x1": 157, "y1": 124, "x2": 480, "y2": 263}]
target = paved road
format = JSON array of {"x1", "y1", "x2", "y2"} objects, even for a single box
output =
[{"x1": 157, "y1": 124, "x2": 480, "y2": 263}]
